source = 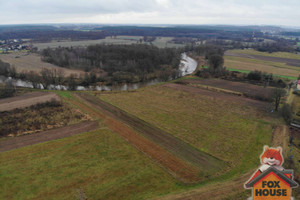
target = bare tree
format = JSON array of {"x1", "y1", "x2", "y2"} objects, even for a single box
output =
[
  {"x1": 272, "y1": 87, "x2": 286, "y2": 111},
  {"x1": 208, "y1": 54, "x2": 224, "y2": 73},
  {"x1": 26, "y1": 71, "x2": 41, "y2": 89},
  {"x1": 57, "y1": 69, "x2": 65, "y2": 85}
]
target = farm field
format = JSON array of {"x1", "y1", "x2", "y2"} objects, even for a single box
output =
[
  {"x1": 227, "y1": 49, "x2": 300, "y2": 60},
  {"x1": 0, "y1": 52, "x2": 83, "y2": 76},
  {"x1": 0, "y1": 93, "x2": 87, "y2": 137},
  {"x1": 99, "y1": 83, "x2": 275, "y2": 179},
  {"x1": 224, "y1": 54, "x2": 300, "y2": 79},
  {"x1": 0, "y1": 128, "x2": 188, "y2": 200},
  {"x1": 0, "y1": 92, "x2": 59, "y2": 112},
  {"x1": 27, "y1": 36, "x2": 183, "y2": 50},
  {"x1": 75, "y1": 92, "x2": 225, "y2": 182},
  {"x1": 0, "y1": 83, "x2": 290, "y2": 199},
  {"x1": 0, "y1": 121, "x2": 98, "y2": 152},
  {"x1": 175, "y1": 78, "x2": 274, "y2": 101}
]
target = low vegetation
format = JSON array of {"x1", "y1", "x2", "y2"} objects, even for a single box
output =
[
  {"x1": 99, "y1": 85, "x2": 274, "y2": 178},
  {"x1": 224, "y1": 50, "x2": 300, "y2": 79},
  {"x1": 0, "y1": 99, "x2": 84, "y2": 137},
  {"x1": 0, "y1": 129, "x2": 186, "y2": 200}
]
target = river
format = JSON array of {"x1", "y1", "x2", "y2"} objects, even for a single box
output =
[{"x1": 0, "y1": 53, "x2": 197, "y2": 91}]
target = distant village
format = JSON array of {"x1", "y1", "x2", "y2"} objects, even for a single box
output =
[{"x1": 0, "y1": 39, "x2": 32, "y2": 53}]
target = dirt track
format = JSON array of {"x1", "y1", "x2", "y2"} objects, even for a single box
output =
[
  {"x1": 77, "y1": 93, "x2": 224, "y2": 171},
  {"x1": 225, "y1": 51, "x2": 300, "y2": 67},
  {"x1": 0, "y1": 92, "x2": 60, "y2": 112},
  {"x1": 72, "y1": 93, "x2": 206, "y2": 183},
  {"x1": 164, "y1": 83, "x2": 271, "y2": 110},
  {"x1": 0, "y1": 121, "x2": 98, "y2": 153}
]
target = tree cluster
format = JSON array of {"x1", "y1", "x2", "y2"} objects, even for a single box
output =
[{"x1": 41, "y1": 44, "x2": 181, "y2": 83}]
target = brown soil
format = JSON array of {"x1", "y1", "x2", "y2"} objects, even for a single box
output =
[
  {"x1": 0, "y1": 121, "x2": 98, "y2": 152},
  {"x1": 225, "y1": 51, "x2": 300, "y2": 67},
  {"x1": 0, "y1": 92, "x2": 60, "y2": 112},
  {"x1": 164, "y1": 83, "x2": 271, "y2": 110},
  {"x1": 72, "y1": 93, "x2": 202, "y2": 183},
  {"x1": 177, "y1": 79, "x2": 273, "y2": 101}
]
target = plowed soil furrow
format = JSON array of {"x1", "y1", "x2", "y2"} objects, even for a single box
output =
[
  {"x1": 75, "y1": 93, "x2": 224, "y2": 173},
  {"x1": 71, "y1": 94, "x2": 201, "y2": 183},
  {"x1": 0, "y1": 121, "x2": 98, "y2": 152}
]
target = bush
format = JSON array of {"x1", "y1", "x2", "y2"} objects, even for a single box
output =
[
  {"x1": 281, "y1": 103, "x2": 292, "y2": 124},
  {"x1": 0, "y1": 80, "x2": 16, "y2": 98},
  {"x1": 247, "y1": 70, "x2": 262, "y2": 81}
]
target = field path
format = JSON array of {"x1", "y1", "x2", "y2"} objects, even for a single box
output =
[
  {"x1": 0, "y1": 92, "x2": 60, "y2": 112},
  {"x1": 71, "y1": 93, "x2": 220, "y2": 183},
  {"x1": 0, "y1": 121, "x2": 98, "y2": 152}
]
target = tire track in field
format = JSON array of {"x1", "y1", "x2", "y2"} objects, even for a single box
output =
[
  {"x1": 0, "y1": 121, "x2": 98, "y2": 152},
  {"x1": 71, "y1": 93, "x2": 201, "y2": 183},
  {"x1": 74, "y1": 93, "x2": 225, "y2": 179}
]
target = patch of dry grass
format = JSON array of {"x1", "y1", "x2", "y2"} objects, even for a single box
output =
[
  {"x1": 99, "y1": 86, "x2": 273, "y2": 166},
  {"x1": 224, "y1": 56, "x2": 300, "y2": 78},
  {"x1": 0, "y1": 52, "x2": 83, "y2": 76}
]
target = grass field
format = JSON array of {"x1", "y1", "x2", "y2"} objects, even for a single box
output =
[
  {"x1": 224, "y1": 55, "x2": 300, "y2": 79},
  {"x1": 0, "y1": 84, "x2": 284, "y2": 199},
  {"x1": 0, "y1": 128, "x2": 188, "y2": 200},
  {"x1": 228, "y1": 49, "x2": 300, "y2": 60},
  {"x1": 99, "y1": 84, "x2": 274, "y2": 176},
  {"x1": 177, "y1": 78, "x2": 274, "y2": 101},
  {"x1": 0, "y1": 52, "x2": 83, "y2": 76}
]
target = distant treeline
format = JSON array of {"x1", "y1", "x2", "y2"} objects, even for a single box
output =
[
  {"x1": 0, "y1": 30, "x2": 107, "y2": 42},
  {"x1": 206, "y1": 36, "x2": 297, "y2": 53},
  {"x1": 41, "y1": 44, "x2": 181, "y2": 83},
  {"x1": 281, "y1": 32, "x2": 300, "y2": 37},
  {"x1": 97, "y1": 26, "x2": 262, "y2": 40}
]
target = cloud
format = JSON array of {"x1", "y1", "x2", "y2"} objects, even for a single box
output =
[{"x1": 0, "y1": 0, "x2": 299, "y2": 26}]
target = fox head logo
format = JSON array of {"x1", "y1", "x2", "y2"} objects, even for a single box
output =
[
  {"x1": 245, "y1": 145, "x2": 284, "y2": 187},
  {"x1": 260, "y1": 145, "x2": 283, "y2": 167}
]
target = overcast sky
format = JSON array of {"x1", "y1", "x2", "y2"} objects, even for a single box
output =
[{"x1": 0, "y1": 0, "x2": 299, "y2": 26}]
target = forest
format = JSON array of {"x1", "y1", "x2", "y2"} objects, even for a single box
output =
[{"x1": 41, "y1": 44, "x2": 181, "y2": 83}]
